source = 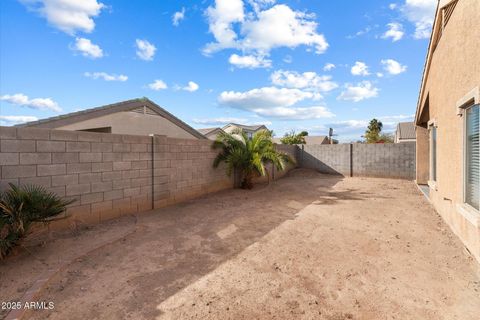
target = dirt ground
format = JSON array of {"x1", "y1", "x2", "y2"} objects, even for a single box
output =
[{"x1": 2, "y1": 169, "x2": 479, "y2": 320}]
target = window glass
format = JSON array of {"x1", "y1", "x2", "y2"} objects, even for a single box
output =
[
  {"x1": 466, "y1": 105, "x2": 479, "y2": 210},
  {"x1": 430, "y1": 125, "x2": 437, "y2": 182}
]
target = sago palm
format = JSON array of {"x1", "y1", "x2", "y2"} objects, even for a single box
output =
[
  {"x1": 0, "y1": 183, "x2": 75, "y2": 259},
  {"x1": 212, "y1": 129, "x2": 294, "y2": 189}
]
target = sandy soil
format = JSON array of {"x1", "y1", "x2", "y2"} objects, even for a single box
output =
[
  {"x1": 2, "y1": 169, "x2": 479, "y2": 320},
  {"x1": 0, "y1": 216, "x2": 136, "y2": 319}
]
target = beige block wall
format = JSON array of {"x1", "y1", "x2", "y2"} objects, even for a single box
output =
[
  {"x1": 417, "y1": 0, "x2": 480, "y2": 262},
  {"x1": 57, "y1": 111, "x2": 198, "y2": 139},
  {"x1": 0, "y1": 126, "x2": 296, "y2": 232}
]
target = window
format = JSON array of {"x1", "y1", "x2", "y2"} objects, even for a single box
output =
[
  {"x1": 429, "y1": 122, "x2": 437, "y2": 183},
  {"x1": 465, "y1": 104, "x2": 479, "y2": 210}
]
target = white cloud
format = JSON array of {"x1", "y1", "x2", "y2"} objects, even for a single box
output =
[
  {"x1": 19, "y1": 0, "x2": 105, "y2": 35},
  {"x1": 0, "y1": 93, "x2": 62, "y2": 112},
  {"x1": 382, "y1": 22, "x2": 404, "y2": 42},
  {"x1": 84, "y1": 72, "x2": 128, "y2": 81},
  {"x1": 204, "y1": 0, "x2": 245, "y2": 54},
  {"x1": 329, "y1": 116, "x2": 405, "y2": 135},
  {"x1": 323, "y1": 63, "x2": 335, "y2": 71},
  {"x1": 401, "y1": 0, "x2": 437, "y2": 39},
  {"x1": 219, "y1": 87, "x2": 317, "y2": 110},
  {"x1": 182, "y1": 81, "x2": 199, "y2": 92},
  {"x1": 283, "y1": 55, "x2": 292, "y2": 63},
  {"x1": 72, "y1": 37, "x2": 103, "y2": 58},
  {"x1": 389, "y1": 3, "x2": 398, "y2": 10},
  {"x1": 351, "y1": 61, "x2": 370, "y2": 76},
  {"x1": 270, "y1": 70, "x2": 338, "y2": 93},
  {"x1": 347, "y1": 26, "x2": 373, "y2": 39},
  {"x1": 172, "y1": 7, "x2": 185, "y2": 26},
  {"x1": 204, "y1": 2, "x2": 328, "y2": 57},
  {"x1": 192, "y1": 117, "x2": 248, "y2": 125},
  {"x1": 381, "y1": 59, "x2": 407, "y2": 75},
  {"x1": 0, "y1": 115, "x2": 38, "y2": 125},
  {"x1": 241, "y1": 5, "x2": 328, "y2": 54},
  {"x1": 135, "y1": 39, "x2": 156, "y2": 61},
  {"x1": 376, "y1": 72, "x2": 384, "y2": 78},
  {"x1": 338, "y1": 81, "x2": 379, "y2": 102},
  {"x1": 148, "y1": 80, "x2": 168, "y2": 91},
  {"x1": 252, "y1": 106, "x2": 334, "y2": 120},
  {"x1": 328, "y1": 120, "x2": 369, "y2": 133},
  {"x1": 379, "y1": 114, "x2": 414, "y2": 122},
  {"x1": 229, "y1": 54, "x2": 272, "y2": 69},
  {"x1": 247, "y1": 0, "x2": 276, "y2": 13}
]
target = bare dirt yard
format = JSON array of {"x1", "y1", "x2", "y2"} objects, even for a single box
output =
[{"x1": 2, "y1": 169, "x2": 479, "y2": 320}]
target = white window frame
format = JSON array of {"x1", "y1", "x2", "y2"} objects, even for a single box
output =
[
  {"x1": 427, "y1": 119, "x2": 438, "y2": 190},
  {"x1": 457, "y1": 87, "x2": 479, "y2": 216}
]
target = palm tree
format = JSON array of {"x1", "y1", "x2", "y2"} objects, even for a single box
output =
[{"x1": 212, "y1": 129, "x2": 295, "y2": 189}]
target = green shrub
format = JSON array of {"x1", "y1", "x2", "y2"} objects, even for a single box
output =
[{"x1": 0, "y1": 183, "x2": 75, "y2": 259}]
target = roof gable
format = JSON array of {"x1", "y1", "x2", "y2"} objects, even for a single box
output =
[
  {"x1": 222, "y1": 123, "x2": 268, "y2": 131},
  {"x1": 396, "y1": 122, "x2": 416, "y2": 140},
  {"x1": 16, "y1": 98, "x2": 206, "y2": 139}
]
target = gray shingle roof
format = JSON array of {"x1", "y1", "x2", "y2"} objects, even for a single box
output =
[
  {"x1": 197, "y1": 127, "x2": 224, "y2": 135},
  {"x1": 396, "y1": 122, "x2": 416, "y2": 140},
  {"x1": 15, "y1": 97, "x2": 206, "y2": 139}
]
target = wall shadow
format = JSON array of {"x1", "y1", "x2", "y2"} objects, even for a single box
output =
[{"x1": 19, "y1": 169, "x2": 370, "y2": 320}]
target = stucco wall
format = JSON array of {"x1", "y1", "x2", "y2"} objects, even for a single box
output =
[
  {"x1": 57, "y1": 111, "x2": 198, "y2": 139},
  {"x1": 416, "y1": 0, "x2": 480, "y2": 262}
]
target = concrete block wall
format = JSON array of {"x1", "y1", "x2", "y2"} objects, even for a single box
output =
[
  {"x1": 151, "y1": 136, "x2": 233, "y2": 208},
  {"x1": 0, "y1": 126, "x2": 157, "y2": 227},
  {"x1": 0, "y1": 127, "x2": 298, "y2": 230},
  {"x1": 352, "y1": 143, "x2": 416, "y2": 179},
  {"x1": 301, "y1": 144, "x2": 351, "y2": 176},
  {"x1": 299, "y1": 142, "x2": 416, "y2": 179}
]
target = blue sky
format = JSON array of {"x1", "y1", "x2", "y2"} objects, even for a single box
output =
[{"x1": 0, "y1": 0, "x2": 438, "y2": 141}]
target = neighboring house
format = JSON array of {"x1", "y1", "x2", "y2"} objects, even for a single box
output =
[
  {"x1": 414, "y1": 0, "x2": 479, "y2": 262},
  {"x1": 394, "y1": 122, "x2": 416, "y2": 143},
  {"x1": 273, "y1": 135, "x2": 338, "y2": 145},
  {"x1": 16, "y1": 98, "x2": 206, "y2": 139},
  {"x1": 197, "y1": 127, "x2": 225, "y2": 140},
  {"x1": 222, "y1": 123, "x2": 268, "y2": 139},
  {"x1": 304, "y1": 136, "x2": 338, "y2": 145}
]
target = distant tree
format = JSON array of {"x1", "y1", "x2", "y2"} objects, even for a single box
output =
[
  {"x1": 280, "y1": 130, "x2": 308, "y2": 145},
  {"x1": 364, "y1": 119, "x2": 383, "y2": 143},
  {"x1": 379, "y1": 133, "x2": 394, "y2": 143}
]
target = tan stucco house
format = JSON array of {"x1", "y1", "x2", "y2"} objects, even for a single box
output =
[
  {"x1": 17, "y1": 98, "x2": 206, "y2": 139},
  {"x1": 222, "y1": 123, "x2": 268, "y2": 139},
  {"x1": 394, "y1": 122, "x2": 416, "y2": 143},
  {"x1": 415, "y1": 0, "x2": 479, "y2": 262},
  {"x1": 273, "y1": 135, "x2": 338, "y2": 145}
]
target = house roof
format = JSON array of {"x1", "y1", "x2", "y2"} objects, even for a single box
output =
[
  {"x1": 396, "y1": 122, "x2": 416, "y2": 140},
  {"x1": 415, "y1": 0, "x2": 453, "y2": 125},
  {"x1": 197, "y1": 127, "x2": 224, "y2": 136},
  {"x1": 272, "y1": 135, "x2": 330, "y2": 145},
  {"x1": 16, "y1": 97, "x2": 206, "y2": 139},
  {"x1": 222, "y1": 123, "x2": 268, "y2": 131},
  {"x1": 304, "y1": 136, "x2": 329, "y2": 144}
]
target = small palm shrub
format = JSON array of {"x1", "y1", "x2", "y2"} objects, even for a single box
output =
[
  {"x1": 0, "y1": 183, "x2": 75, "y2": 259},
  {"x1": 213, "y1": 129, "x2": 295, "y2": 189}
]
